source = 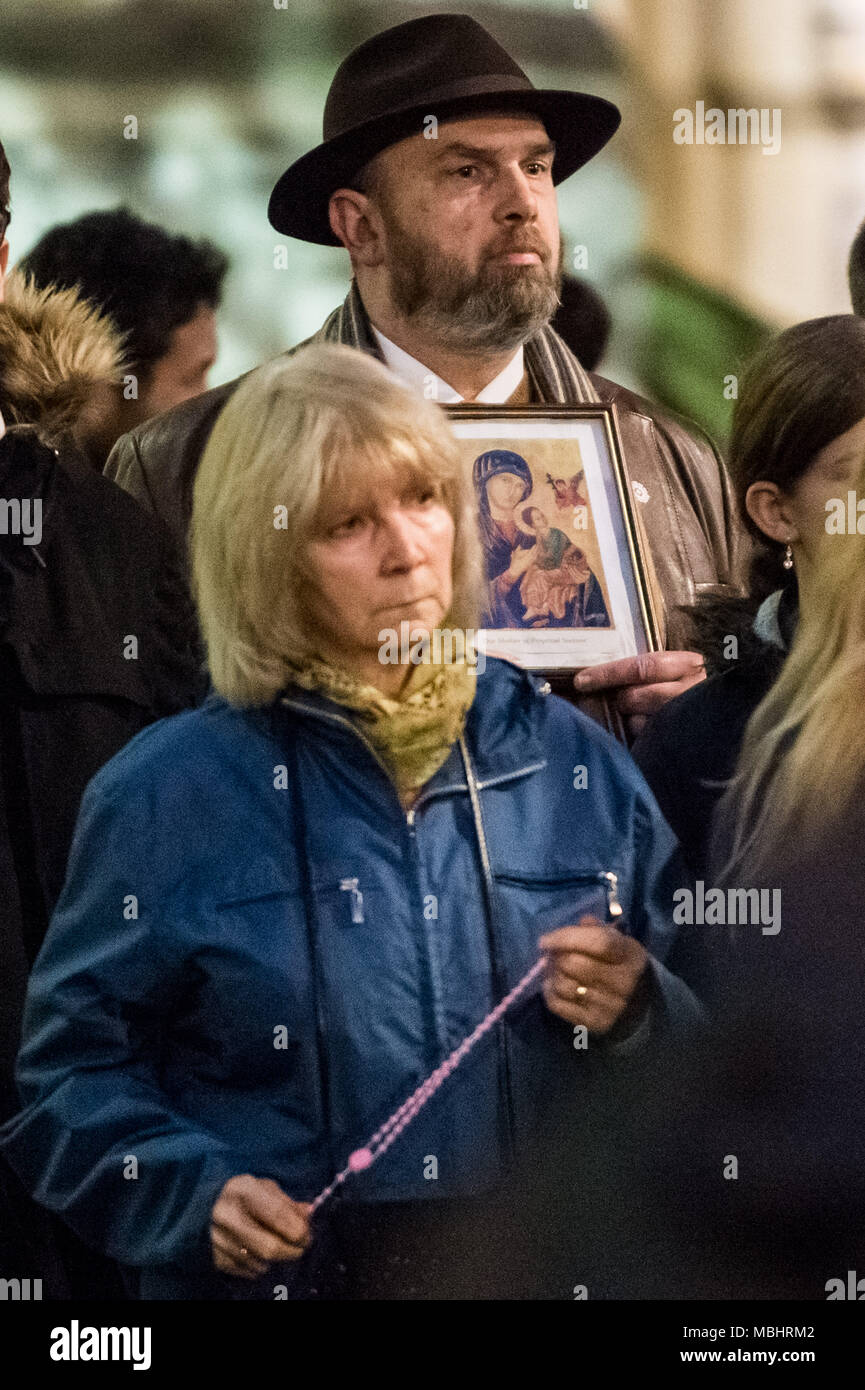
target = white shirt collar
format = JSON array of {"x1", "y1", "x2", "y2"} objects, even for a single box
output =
[{"x1": 371, "y1": 326, "x2": 525, "y2": 404}]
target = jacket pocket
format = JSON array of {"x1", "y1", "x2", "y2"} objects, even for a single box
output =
[{"x1": 492, "y1": 870, "x2": 625, "y2": 944}]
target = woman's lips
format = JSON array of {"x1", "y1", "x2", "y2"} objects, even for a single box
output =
[{"x1": 379, "y1": 596, "x2": 435, "y2": 611}]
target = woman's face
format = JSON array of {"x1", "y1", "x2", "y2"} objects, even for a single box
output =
[
  {"x1": 486, "y1": 472, "x2": 526, "y2": 510},
  {"x1": 784, "y1": 415, "x2": 865, "y2": 561},
  {"x1": 304, "y1": 470, "x2": 455, "y2": 680}
]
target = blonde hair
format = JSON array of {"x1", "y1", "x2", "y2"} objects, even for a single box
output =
[
  {"x1": 720, "y1": 447, "x2": 865, "y2": 875},
  {"x1": 190, "y1": 342, "x2": 484, "y2": 706}
]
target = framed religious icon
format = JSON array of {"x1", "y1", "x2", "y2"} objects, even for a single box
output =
[{"x1": 447, "y1": 405, "x2": 660, "y2": 676}]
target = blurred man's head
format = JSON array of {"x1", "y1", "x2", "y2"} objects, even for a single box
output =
[
  {"x1": 20, "y1": 208, "x2": 228, "y2": 462},
  {"x1": 0, "y1": 136, "x2": 11, "y2": 301},
  {"x1": 850, "y1": 217, "x2": 865, "y2": 317},
  {"x1": 550, "y1": 273, "x2": 611, "y2": 372}
]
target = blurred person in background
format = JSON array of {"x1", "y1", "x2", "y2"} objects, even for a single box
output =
[
  {"x1": 0, "y1": 344, "x2": 700, "y2": 1300},
  {"x1": 550, "y1": 272, "x2": 611, "y2": 372},
  {"x1": 632, "y1": 316, "x2": 865, "y2": 878},
  {"x1": 20, "y1": 208, "x2": 227, "y2": 469},
  {"x1": 849, "y1": 215, "x2": 865, "y2": 315},
  {"x1": 0, "y1": 138, "x2": 201, "y2": 1298},
  {"x1": 0, "y1": 142, "x2": 7, "y2": 295},
  {"x1": 106, "y1": 13, "x2": 749, "y2": 739},
  {"x1": 634, "y1": 457, "x2": 865, "y2": 1299}
]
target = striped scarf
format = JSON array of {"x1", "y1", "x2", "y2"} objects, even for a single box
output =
[{"x1": 306, "y1": 279, "x2": 601, "y2": 405}]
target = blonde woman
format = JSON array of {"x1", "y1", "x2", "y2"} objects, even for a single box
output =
[
  {"x1": 714, "y1": 447, "x2": 865, "y2": 882},
  {"x1": 0, "y1": 345, "x2": 697, "y2": 1299},
  {"x1": 629, "y1": 449, "x2": 865, "y2": 1301}
]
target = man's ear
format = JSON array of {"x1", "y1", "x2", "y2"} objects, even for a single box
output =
[
  {"x1": 328, "y1": 189, "x2": 385, "y2": 267},
  {"x1": 0, "y1": 239, "x2": 8, "y2": 302},
  {"x1": 744, "y1": 480, "x2": 798, "y2": 544}
]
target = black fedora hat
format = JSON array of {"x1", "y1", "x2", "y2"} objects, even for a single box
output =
[{"x1": 268, "y1": 13, "x2": 621, "y2": 246}]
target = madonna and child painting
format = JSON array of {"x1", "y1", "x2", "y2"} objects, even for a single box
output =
[{"x1": 472, "y1": 445, "x2": 612, "y2": 631}]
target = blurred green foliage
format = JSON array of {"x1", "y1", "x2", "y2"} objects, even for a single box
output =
[{"x1": 636, "y1": 253, "x2": 775, "y2": 444}]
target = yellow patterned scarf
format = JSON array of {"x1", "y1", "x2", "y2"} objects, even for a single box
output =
[{"x1": 285, "y1": 652, "x2": 477, "y2": 803}]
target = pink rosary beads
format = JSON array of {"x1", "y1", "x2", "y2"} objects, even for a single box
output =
[{"x1": 309, "y1": 955, "x2": 547, "y2": 1214}]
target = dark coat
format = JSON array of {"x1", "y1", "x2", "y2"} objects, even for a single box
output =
[
  {"x1": 0, "y1": 431, "x2": 202, "y2": 1041},
  {"x1": 631, "y1": 584, "x2": 797, "y2": 880},
  {"x1": 0, "y1": 277, "x2": 202, "y2": 1294},
  {"x1": 611, "y1": 770, "x2": 865, "y2": 1301}
]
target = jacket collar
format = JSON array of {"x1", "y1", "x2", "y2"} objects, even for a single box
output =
[
  {"x1": 278, "y1": 657, "x2": 548, "y2": 804},
  {"x1": 752, "y1": 579, "x2": 798, "y2": 653}
]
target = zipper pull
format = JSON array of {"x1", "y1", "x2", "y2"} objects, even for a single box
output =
[
  {"x1": 603, "y1": 871, "x2": 623, "y2": 920},
  {"x1": 339, "y1": 877, "x2": 365, "y2": 924}
]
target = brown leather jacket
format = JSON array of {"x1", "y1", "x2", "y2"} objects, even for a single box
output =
[
  {"x1": 587, "y1": 373, "x2": 749, "y2": 647},
  {"x1": 105, "y1": 358, "x2": 747, "y2": 653}
]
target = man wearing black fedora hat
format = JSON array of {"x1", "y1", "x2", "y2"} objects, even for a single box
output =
[{"x1": 106, "y1": 12, "x2": 747, "y2": 733}]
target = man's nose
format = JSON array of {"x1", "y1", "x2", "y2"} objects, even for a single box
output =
[{"x1": 494, "y1": 165, "x2": 538, "y2": 222}]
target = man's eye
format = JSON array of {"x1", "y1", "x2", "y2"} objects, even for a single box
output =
[
  {"x1": 526, "y1": 161, "x2": 551, "y2": 176},
  {"x1": 453, "y1": 165, "x2": 478, "y2": 179}
]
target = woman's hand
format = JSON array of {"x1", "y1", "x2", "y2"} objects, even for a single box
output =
[
  {"x1": 539, "y1": 917, "x2": 649, "y2": 1034},
  {"x1": 211, "y1": 1175, "x2": 313, "y2": 1279}
]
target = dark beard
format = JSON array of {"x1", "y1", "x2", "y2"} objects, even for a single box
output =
[{"x1": 385, "y1": 221, "x2": 563, "y2": 354}]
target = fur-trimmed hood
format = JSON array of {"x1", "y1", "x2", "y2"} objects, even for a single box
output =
[{"x1": 0, "y1": 271, "x2": 123, "y2": 446}]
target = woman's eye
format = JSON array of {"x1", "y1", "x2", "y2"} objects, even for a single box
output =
[
  {"x1": 330, "y1": 515, "x2": 364, "y2": 537},
  {"x1": 406, "y1": 488, "x2": 437, "y2": 506}
]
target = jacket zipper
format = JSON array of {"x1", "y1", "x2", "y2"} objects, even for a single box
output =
[
  {"x1": 339, "y1": 877, "x2": 364, "y2": 924},
  {"x1": 603, "y1": 871, "x2": 623, "y2": 919}
]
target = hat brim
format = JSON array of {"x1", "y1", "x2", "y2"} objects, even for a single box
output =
[{"x1": 268, "y1": 89, "x2": 621, "y2": 245}]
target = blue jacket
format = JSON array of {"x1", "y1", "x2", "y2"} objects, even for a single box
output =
[{"x1": 0, "y1": 658, "x2": 697, "y2": 1297}]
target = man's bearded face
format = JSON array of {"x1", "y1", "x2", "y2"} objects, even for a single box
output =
[
  {"x1": 381, "y1": 209, "x2": 563, "y2": 354},
  {"x1": 369, "y1": 115, "x2": 564, "y2": 354}
]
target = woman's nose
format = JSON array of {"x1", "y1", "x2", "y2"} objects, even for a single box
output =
[{"x1": 380, "y1": 510, "x2": 427, "y2": 568}]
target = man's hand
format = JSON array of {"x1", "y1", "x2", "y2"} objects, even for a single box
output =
[
  {"x1": 211, "y1": 1175, "x2": 312, "y2": 1279},
  {"x1": 573, "y1": 651, "x2": 706, "y2": 738},
  {"x1": 539, "y1": 917, "x2": 649, "y2": 1035}
]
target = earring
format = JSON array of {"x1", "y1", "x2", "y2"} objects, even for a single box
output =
[{"x1": 782, "y1": 543, "x2": 794, "y2": 571}]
